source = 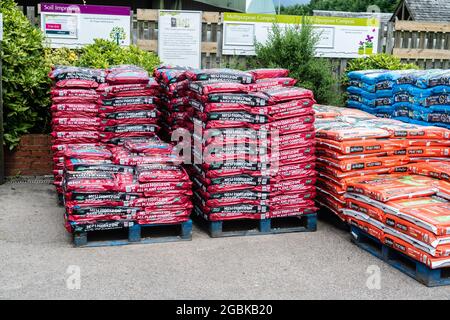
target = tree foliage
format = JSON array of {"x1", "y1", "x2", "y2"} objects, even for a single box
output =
[
  {"x1": 1, "y1": 0, "x2": 52, "y2": 149},
  {"x1": 252, "y1": 20, "x2": 341, "y2": 105},
  {"x1": 281, "y1": 0, "x2": 401, "y2": 15}
]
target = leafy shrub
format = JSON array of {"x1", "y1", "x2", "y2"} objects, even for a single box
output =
[
  {"x1": 76, "y1": 39, "x2": 161, "y2": 73},
  {"x1": 346, "y1": 53, "x2": 419, "y2": 72},
  {"x1": 1, "y1": 0, "x2": 52, "y2": 149},
  {"x1": 342, "y1": 53, "x2": 420, "y2": 86},
  {"x1": 44, "y1": 47, "x2": 80, "y2": 67},
  {"x1": 251, "y1": 20, "x2": 341, "y2": 105}
]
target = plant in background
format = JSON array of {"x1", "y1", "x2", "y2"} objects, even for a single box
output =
[
  {"x1": 251, "y1": 19, "x2": 341, "y2": 105},
  {"x1": 76, "y1": 39, "x2": 161, "y2": 73},
  {"x1": 1, "y1": 0, "x2": 52, "y2": 149},
  {"x1": 44, "y1": 47, "x2": 80, "y2": 67},
  {"x1": 346, "y1": 53, "x2": 419, "y2": 72},
  {"x1": 343, "y1": 53, "x2": 420, "y2": 85}
]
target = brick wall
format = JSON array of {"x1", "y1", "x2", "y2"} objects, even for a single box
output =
[{"x1": 5, "y1": 134, "x2": 53, "y2": 176}]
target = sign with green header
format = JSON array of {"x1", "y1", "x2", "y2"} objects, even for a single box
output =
[{"x1": 223, "y1": 12, "x2": 380, "y2": 58}]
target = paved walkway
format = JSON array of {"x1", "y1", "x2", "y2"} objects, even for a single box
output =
[{"x1": 0, "y1": 182, "x2": 448, "y2": 299}]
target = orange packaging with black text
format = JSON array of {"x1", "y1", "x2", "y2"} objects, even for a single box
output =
[
  {"x1": 316, "y1": 138, "x2": 406, "y2": 155},
  {"x1": 408, "y1": 162, "x2": 450, "y2": 182},
  {"x1": 346, "y1": 174, "x2": 441, "y2": 202},
  {"x1": 317, "y1": 156, "x2": 409, "y2": 172}
]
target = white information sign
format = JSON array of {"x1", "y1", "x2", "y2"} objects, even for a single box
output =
[
  {"x1": 222, "y1": 13, "x2": 380, "y2": 58},
  {"x1": 40, "y1": 3, "x2": 131, "y2": 48},
  {"x1": 158, "y1": 10, "x2": 202, "y2": 69}
]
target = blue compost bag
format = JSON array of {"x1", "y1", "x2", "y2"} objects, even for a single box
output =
[
  {"x1": 410, "y1": 105, "x2": 450, "y2": 124},
  {"x1": 415, "y1": 69, "x2": 450, "y2": 89}
]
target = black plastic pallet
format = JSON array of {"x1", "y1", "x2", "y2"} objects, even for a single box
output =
[
  {"x1": 73, "y1": 220, "x2": 192, "y2": 247},
  {"x1": 194, "y1": 212, "x2": 317, "y2": 238},
  {"x1": 351, "y1": 225, "x2": 450, "y2": 287}
]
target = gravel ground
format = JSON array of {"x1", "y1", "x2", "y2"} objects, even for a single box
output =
[{"x1": 0, "y1": 182, "x2": 448, "y2": 300}]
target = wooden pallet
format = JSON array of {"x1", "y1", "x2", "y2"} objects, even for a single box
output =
[
  {"x1": 351, "y1": 225, "x2": 450, "y2": 287},
  {"x1": 73, "y1": 220, "x2": 192, "y2": 248},
  {"x1": 194, "y1": 212, "x2": 317, "y2": 238}
]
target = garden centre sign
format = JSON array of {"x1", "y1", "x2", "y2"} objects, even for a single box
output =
[
  {"x1": 222, "y1": 13, "x2": 380, "y2": 58},
  {"x1": 158, "y1": 10, "x2": 202, "y2": 69},
  {"x1": 40, "y1": 3, "x2": 131, "y2": 48}
]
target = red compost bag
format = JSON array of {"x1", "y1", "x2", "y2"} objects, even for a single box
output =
[
  {"x1": 98, "y1": 79, "x2": 160, "y2": 96},
  {"x1": 190, "y1": 100, "x2": 253, "y2": 114},
  {"x1": 50, "y1": 67, "x2": 106, "y2": 83},
  {"x1": 51, "y1": 88, "x2": 98, "y2": 98},
  {"x1": 136, "y1": 164, "x2": 189, "y2": 183},
  {"x1": 63, "y1": 145, "x2": 112, "y2": 160},
  {"x1": 134, "y1": 208, "x2": 191, "y2": 225},
  {"x1": 271, "y1": 131, "x2": 316, "y2": 150},
  {"x1": 188, "y1": 81, "x2": 247, "y2": 95},
  {"x1": 101, "y1": 96, "x2": 160, "y2": 108},
  {"x1": 51, "y1": 103, "x2": 100, "y2": 114},
  {"x1": 106, "y1": 66, "x2": 149, "y2": 85},
  {"x1": 261, "y1": 87, "x2": 314, "y2": 104},
  {"x1": 185, "y1": 69, "x2": 254, "y2": 84},
  {"x1": 245, "y1": 77, "x2": 297, "y2": 92},
  {"x1": 257, "y1": 101, "x2": 315, "y2": 120},
  {"x1": 268, "y1": 205, "x2": 317, "y2": 218},
  {"x1": 51, "y1": 131, "x2": 100, "y2": 144},
  {"x1": 55, "y1": 79, "x2": 99, "y2": 89},
  {"x1": 270, "y1": 192, "x2": 316, "y2": 207},
  {"x1": 123, "y1": 139, "x2": 173, "y2": 154},
  {"x1": 196, "y1": 92, "x2": 269, "y2": 106},
  {"x1": 52, "y1": 117, "x2": 101, "y2": 127},
  {"x1": 64, "y1": 158, "x2": 113, "y2": 171},
  {"x1": 247, "y1": 68, "x2": 289, "y2": 80},
  {"x1": 64, "y1": 172, "x2": 117, "y2": 192},
  {"x1": 121, "y1": 180, "x2": 192, "y2": 193},
  {"x1": 269, "y1": 176, "x2": 316, "y2": 194},
  {"x1": 113, "y1": 152, "x2": 182, "y2": 166},
  {"x1": 126, "y1": 195, "x2": 191, "y2": 208}
]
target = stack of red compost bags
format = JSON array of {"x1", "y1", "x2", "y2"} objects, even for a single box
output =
[
  {"x1": 49, "y1": 65, "x2": 193, "y2": 234},
  {"x1": 153, "y1": 65, "x2": 193, "y2": 140},
  {"x1": 313, "y1": 105, "x2": 450, "y2": 222},
  {"x1": 97, "y1": 65, "x2": 161, "y2": 146},
  {"x1": 184, "y1": 68, "x2": 318, "y2": 221},
  {"x1": 344, "y1": 173, "x2": 450, "y2": 269},
  {"x1": 49, "y1": 67, "x2": 105, "y2": 195}
]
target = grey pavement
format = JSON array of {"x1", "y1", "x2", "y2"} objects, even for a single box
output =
[{"x1": 0, "y1": 181, "x2": 449, "y2": 300}]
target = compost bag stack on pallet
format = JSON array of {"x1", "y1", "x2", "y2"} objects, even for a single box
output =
[
  {"x1": 49, "y1": 67, "x2": 105, "y2": 196},
  {"x1": 344, "y1": 173, "x2": 450, "y2": 270},
  {"x1": 49, "y1": 66, "x2": 193, "y2": 243},
  {"x1": 347, "y1": 69, "x2": 450, "y2": 129},
  {"x1": 154, "y1": 65, "x2": 193, "y2": 140},
  {"x1": 185, "y1": 68, "x2": 318, "y2": 224},
  {"x1": 313, "y1": 105, "x2": 450, "y2": 222}
]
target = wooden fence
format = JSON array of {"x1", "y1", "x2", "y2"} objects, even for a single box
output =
[{"x1": 18, "y1": 6, "x2": 450, "y2": 76}]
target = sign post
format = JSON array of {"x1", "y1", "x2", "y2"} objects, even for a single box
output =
[
  {"x1": 222, "y1": 13, "x2": 380, "y2": 58},
  {"x1": 0, "y1": 13, "x2": 4, "y2": 184},
  {"x1": 40, "y1": 3, "x2": 131, "y2": 49},
  {"x1": 158, "y1": 10, "x2": 202, "y2": 68}
]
